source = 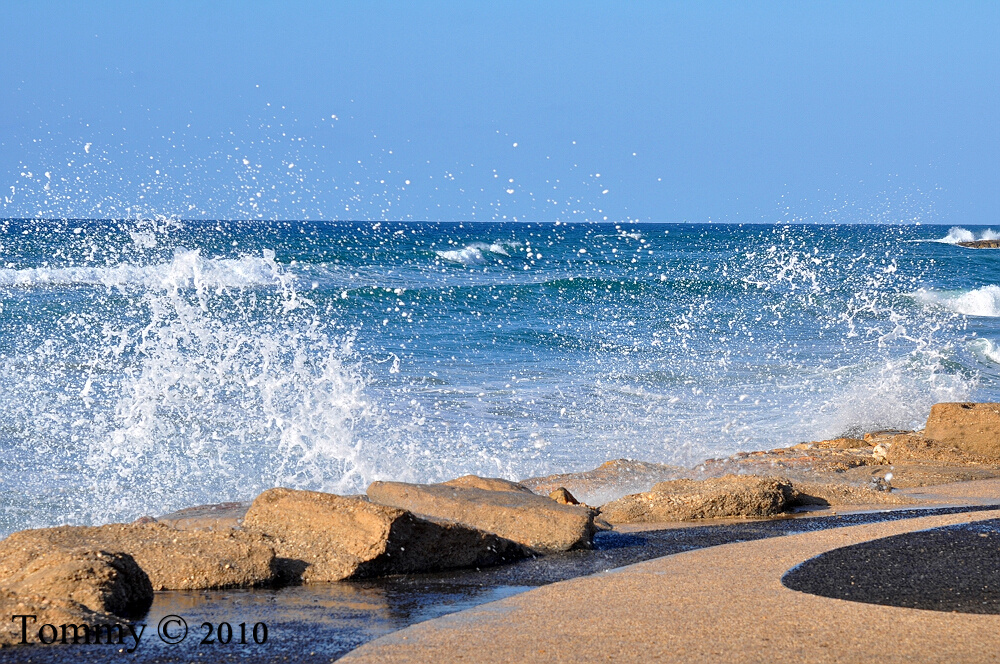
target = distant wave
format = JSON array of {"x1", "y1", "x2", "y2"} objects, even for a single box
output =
[
  {"x1": 435, "y1": 241, "x2": 519, "y2": 265},
  {"x1": 914, "y1": 285, "x2": 1000, "y2": 317},
  {"x1": 935, "y1": 226, "x2": 1000, "y2": 244},
  {"x1": 0, "y1": 249, "x2": 286, "y2": 290}
]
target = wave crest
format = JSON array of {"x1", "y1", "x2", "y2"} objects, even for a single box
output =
[
  {"x1": 435, "y1": 241, "x2": 519, "y2": 265},
  {"x1": 914, "y1": 285, "x2": 1000, "y2": 317}
]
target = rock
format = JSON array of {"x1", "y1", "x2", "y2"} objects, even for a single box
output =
[
  {"x1": 0, "y1": 587, "x2": 117, "y2": 647},
  {"x1": 548, "y1": 487, "x2": 580, "y2": 505},
  {"x1": 925, "y1": 403, "x2": 1000, "y2": 458},
  {"x1": 441, "y1": 475, "x2": 534, "y2": 494},
  {"x1": 521, "y1": 459, "x2": 685, "y2": 506},
  {"x1": 888, "y1": 428, "x2": 995, "y2": 464},
  {"x1": 156, "y1": 501, "x2": 252, "y2": 531},
  {"x1": 242, "y1": 488, "x2": 524, "y2": 583},
  {"x1": 957, "y1": 239, "x2": 1000, "y2": 248},
  {"x1": 0, "y1": 523, "x2": 275, "y2": 591},
  {"x1": 598, "y1": 475, "x2": 796, "y2": 524},
  {"x1": 791, "y1": 481, "x2": 911, "y2": 507},
  {"x1": 367, "y1": 481, "x2": 596, "y2": 553},
  {"x1": 2, "y1": 548, "x2": 152, "y2": 618},
  {"x1": 872, "y1": 443, "x2": 890, "y2": 464},
  {"x1": 814, "y1": 437, "x2": 867, "y2": 450}
]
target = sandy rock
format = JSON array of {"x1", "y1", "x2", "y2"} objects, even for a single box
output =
[
  {"x1": 957, "y1": 239, "x2": 1000, "y2": 248},
  {"x1": 2, "y1": 548, "x2": 152, "y2": 618},
  {"x1": 872, "y1": 443, "x2": 890, "y2": 464},
  {"x1": 791, "y1": 482, "x2": 911, "y2": 507},
  {"x1": 243, "y1": 488, "x2": 524, "y2": 583},
  {"x1": 599, "y1": 475, "x2": 796, "y2": 524},
  {"x1": 156, "y1": 501, "x2": 252, "y2": 531},
  {"x1": 925, "y1": 403, "x2": 1000, "y2": 458},
  {"x1": 521, "y1": 459, "x2": 686, "y2": 506},
  {"x1": 441, "y1": 475, "x2": 534, "y2": 494},
  {"x1": 548, "y1": 487, "x2": 580, "y2": 505},
  {"x1": 367, "y1": 481, "x2": 596, "y2": 553},
  {"x1": 0, "y1": 587, "x2": 120, "y2": 647},
  {"x1": 0, "y1": 523, "x2": 275, "y2": 591},
  {"x1": 814, "y1": 437, "x2": 867, "y2": 450},
  {"x1": 884, "y1": 430, "x2": 990, "y2": 465}
]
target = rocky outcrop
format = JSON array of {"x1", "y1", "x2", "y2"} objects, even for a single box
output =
[
  {"x1": 367, "y1": 481, "x2": 597, "y2": 553},
  {"x1": 925, "y1": 403, "x2": 1000, "y2": 459},
  {"x1": 0, "y1": 523, "x2": 275, "y2": 591},
  {"x1": 2, "y1": 548, "x2": 152, "y2": 618},
  {"x1": 957, "y1": 239, "x2": 1000, "y2": 248},
  {"x1": 242, "y1": 488, "x2": 524, "y2": 583},
  {"x1": 441, "y1": 475, "x2": 534, "y2": 494},
  {"x1": 598, "y1": 475, "x2": 796, "y2": 524}
]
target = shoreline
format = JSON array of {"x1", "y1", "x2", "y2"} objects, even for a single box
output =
[{"x1": 3, "y1": 401, "x2": 1000, "y2": 657}]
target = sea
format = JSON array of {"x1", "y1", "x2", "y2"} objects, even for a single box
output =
[{"x1": 1, "y1": 219, "x2": 999, "y2": 537}]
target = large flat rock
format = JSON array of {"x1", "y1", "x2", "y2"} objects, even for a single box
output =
[
  {"x1": 925, "y1": 403, "x2": 1000, "y2": 459},
  {"x1": 242, "y1": 488, "x2": 524, "y2": 583},
  {"x1": 367, "y1": 481, "x2": 596, "y2": 553},
  {"x1": 599, "y1": 474, "x2": 796, "y2": 523},
  {"x1": 0, "y1": 523, "x2": 275, "y2": 591}
]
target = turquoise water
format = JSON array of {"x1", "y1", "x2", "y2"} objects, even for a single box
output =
[{"x1": 1, "y1": 219, "x2": 998, "y2": 535}]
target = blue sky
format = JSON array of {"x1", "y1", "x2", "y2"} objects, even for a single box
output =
[{"x1": 1, "y1": 1, "x2": 997, "y2": 223}]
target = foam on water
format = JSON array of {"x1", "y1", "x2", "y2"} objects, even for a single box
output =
[
  {"x1": 0, "y1": 249, "x2": 288, "y2": 291},
  {"x1": 914, "y1": 285, "x2": 1000, "y2": 317},
  {"x1": 435, "y1": 241, "x2": 518, "y2": 265}
]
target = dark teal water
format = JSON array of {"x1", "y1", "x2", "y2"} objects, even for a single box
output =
[{"x1": 1, "y1": 219, "x2": 998, "y2": 534}]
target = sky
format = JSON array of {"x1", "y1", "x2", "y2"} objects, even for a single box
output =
[{"x1": 1, "y1": 1, "x2": 997, "y2": 223}]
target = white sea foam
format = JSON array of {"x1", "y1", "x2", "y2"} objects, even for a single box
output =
[
  {"x1": 0, "y1": 249, "x2": 287, "y2": 291},
  {"x1": 914, "y1": 285, "x2": 1000, "y2": 317},
  {"x1": 935, "y1": 226, "x2": 1000, "y2": 244},
  {"x1": 435, "y1": 241, "x2": 517, "y2": 265},
  {"x1": 969, "y1": 338, "x2": 1000, "y2": 365}
]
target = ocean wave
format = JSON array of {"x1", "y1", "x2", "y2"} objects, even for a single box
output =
[
  {"x1": 969, "y1": 338, "x2": 1000, "y2": 365},
  {"x1": 435, "y1": 241, "x2": 519, "y2": 265},
  {"x1": 913, "y1": 285, "x2": 1000, "y2": 317},
  {"x1": 935, "y1": 226, "x2": 1000, "y2": 244},
  {"x1": 0, "y1": 249, "x2": 287, "y2": 290}
]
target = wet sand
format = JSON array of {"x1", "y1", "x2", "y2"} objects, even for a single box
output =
[{"x1": 342, "y1": 481, "x2": 1000, "y2": 663}]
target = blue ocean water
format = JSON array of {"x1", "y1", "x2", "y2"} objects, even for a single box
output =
[{"x1": 1, "y1": 219, "x2": 998, "y2": 536}]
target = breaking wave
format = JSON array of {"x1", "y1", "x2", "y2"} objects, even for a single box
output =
[
  {"x1": 435, "y1": 241, "x2": 519, "y2": 265},
  {"x1": 914, "y1": 285, "x2": 1000, "y2": 317}
]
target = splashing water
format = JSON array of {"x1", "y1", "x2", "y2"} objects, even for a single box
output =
[
  {"x1": 935, "y1": 226, "x2": 1000, "y2": 244},
  {"x1": 1, "y1": 219, "x2": 999, "y2": 535}
]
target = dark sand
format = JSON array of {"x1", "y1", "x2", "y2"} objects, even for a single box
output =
[{"x1": 784, "y1": 517, "x2": 1000, "y2": 613}]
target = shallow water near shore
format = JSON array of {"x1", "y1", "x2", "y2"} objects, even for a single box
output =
[
  {"x1": 3, "y1": 505, "x2": 994, "y2": 663},
  {"x1": 2, "y1": 220, "x2": 1000, "y2": 536}
]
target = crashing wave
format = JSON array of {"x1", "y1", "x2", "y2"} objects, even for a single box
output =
[
  {"x1": 914, "y1": 285, "x2": 1000, "y2": 317},
  {"x1": 935, "y1": 227, "x2": 1000, "y2": 244}
]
